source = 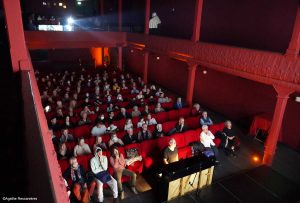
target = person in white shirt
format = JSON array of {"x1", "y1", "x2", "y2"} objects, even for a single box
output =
[
  {"x1": 124, "y1": 118, "x2": 133, "y2": 131},
  {"x1": 146, "y1": 113, "x2": 157, "y2": 126},
  {"x1": 90, "y1": 147, "x2": 118, "y2": 203},
  {"x1": 200, "y1": 125, "x2": 219, "y2": 164},
  {"x1": 137, "y1": 118, "x2": 146, "y2": 128},
  {"x1": 149, "y1": 12, "x2": 161, "y2": 29},
  {"x1": 108, "y1": 133, "x2": 124, "y2": 148},
  {"x1": 91, "y1": 122, "x2": 107, "y2": 136},
  {"x1": 73, "y1": 137, "x2": 91, "y2": 157}
]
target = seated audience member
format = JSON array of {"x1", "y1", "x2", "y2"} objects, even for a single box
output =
[
  {"x1": 50, "y1": 129, "x2": 60, "y2": 149},
  {"x1": 107, "y1": 123, "x2": 118, "y2": 134},
  {"x1": 74, "y1": 137, "x2": 91, "y2": 157},
  {"x1": 117, "y1": 108, "x2": 131, "y2": 120},
  {"x1": 60, "y1": 128, "x2": 74, "y2": 143},
  {"x1": 91, "y1": 122, "x2": 107, "y2": 136},
  {"x1": 174, "y1": 97, "x2": 184, "y2": 109},
  {"x1": 144, "y1": 89, "x2": 152, "y2": 99},
  {"x1": 136, "y1": 91, "x2": 144, "y2": 100},
  {"x1": 131, "y1": 106, "x2": 141, "y2": 118},
  {"x1": 96, "y1": 113, "x2": 106, "y2": 123},
  {"x1": 155, "y1": 88, "x2": 163, "y2": 97},
  {"x1": 90, "y1": 147, "x2": 118, "y2": 203},
  {"x1": 108, "y1": 133, "x2": 124, "y2": 148},
  {"x1": 107, "y1": 111, "x2": 116, "y2": 124},
  {"x1": 80, "y1": 106, "x2": 95, "y2": 117},
  {"x1": 121, "y1": 83, "x2": 128, "y2": 90},
  {"x1": 131, "y1": 87, "x2": 139, "y2": 94},
  {"x1": 200, "y1": 125, "x2": 219, "y2": 164},
  {"x1": 137, "y1": 124, "x2": 152, "y2": 142},
  {"x1": 168, "y1": 117, "x2": 188, "y2": 135},
  {"x1": 109, "y1": 146, "x2": 139, "y2": 199},
  {"x1": 49, "y1": 117, "x2": 61, "y2": 131},
  {"x1": 68, "y1": 107, "x2": 76, "y2": 118},
  {"x1": 163, "y1": 138, "x2": 179, "y2": 164},
  {"x1": 116, "y1": 93, "x2": 123, "y2": 102},
  {"x1": 123, "y1": 128, "x2": 138, "y2": 145},
  {"x1": 141, "y1": 105, "x2": 150, "y2": 116},
  {"x1": 152, "y1": 124, "x2": 165, "y2": 138},
  {"x1": 222, "y1": 120, "x2": 239, "y2": 157},
  {"x1": 158, "y1": 93, "x2": 172, "y2": 104},
  {"x1": 191, "y1": 103, "x2": 202, "y2": 116},
  {"x1": 154, "y1": 103, "x2": 165, "y2": 113},
  {"x1": 63, "y1": 116, "x2": 74, "y2": 129},
  {"x1": 200, "y1": 111, "x2": 213, "y2": 126},
  {"x1": 137, "y1": 118, "x2": 146, "y2": 128},
  {"x1": 107, "y1": 103, "x2": 117, "y2": 113},
  {"x1": 78, "y1": 112, "x2": 92, "y2": 126},
  {"x1": 56, "y1": 108, "x2": 65, "y2": 120},
  {"x1": 57, "y1": 142, "x2": 72, "y2": 160},
  {"x1": 93, "y1": 136, "x2": 108, "y2": 152},
  {"x1": 81, "y1": 98, "x2": 91, "y2": 107},
  {"x1": 124, "y1": 118, "x2": 134, "y2": 131},
  {"x1": 145, "y1": 113, "x2": 157, "y2": 126},
  {"x1": 63, "y1": 157, "x2": 96, "y2": 203}
]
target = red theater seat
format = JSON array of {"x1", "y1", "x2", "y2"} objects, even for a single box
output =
[
  {"x1": 168, "y1": 110, "x2": 179, "y2": 121},
  {"x1": 178, "y1": 107, "x2": 191, "y2": 118},
  {"x1": 185, "y1": 116, "x2": 200, "y2": 129},
  {"x1": 74, "y1": 125, "x2": 92, "y2": 138},
  {"x1": 153, "y1": 112, "x2": 169, "y2": 123},
  {"x1": 162, "y1": 121, "x2": 177, "y2": 133}
]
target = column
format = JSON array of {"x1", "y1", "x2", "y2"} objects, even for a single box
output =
[
  {"x1": 262, "y1": 85, "x2": 294, "y2": 166},
  {"x1": 3, "y1": 0, "x2": 32, "y2": 72},
  {"x1": 144, "y1": 0, "x2": 151, "y2": 34},
  {"x1": 143, "y1": 51, "x2": 149, "y2": 84},
  {"x1": 285, "y1": 6, "x2": 300, "y2": 59},
  {"x1": 191, "y1": 0, "x2": 204, "y2": 42},
  {"x1": 118, "y1": 0, "x2": 122, "y2": 32},
  {"x1": 118, "y1": 47, "x2": 122, "y2": 70},
  {"x1": 186, "y1": 62, "x2": 198, "y2": 106}
]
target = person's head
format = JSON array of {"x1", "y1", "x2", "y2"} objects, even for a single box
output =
[
  {"x1": 179, "y1": 117, "x2": 185, "y2": 125},
  {"x1": 202, "y1": 111, "x2": 208, "y2": 118},
  {"x1": 109, "y1": 111, "x2": 114, "y2": 117},
  {"x1": 126, "y1": 118, "x2": 132, "y2": 125},
  {"x1": 156, "y1": 103, "x2": 161, "y2": 108},
  {"x1": 95, "y1": 136, "x2": 102, "y2": 144},
  {"x1": 57, "y1": 100, "x2": 62, "y2": 107},
  {"x1": 202, "y1": 125, "x2": 209, "y2": 133},
  {"x1": 160, "y1": 93, "x2": 165, "y2": 98},
  {"x1": 110, "y1": 146, "x2": 119, "y2": 158},
  {"x1": 69, "y1": 157, "x2": 79, "y2": 169},
  {"x1": 133, "y1": 106, "x2": 138, "y2": 111},
  {"x1": 99, "y1": 114, "x2": 105, "y2": 120},
  {"x1": 144, "y1": 105, "x2": 149, "y2": 111},
  {"x1": 121, "y1": 108, "x2": 126, "y2": 114},
  {"x1": 65, "y1": 116, "x2": 70, "y2": 122},
  {"x1": 62, "y1": 128, "x2": 69, "y2": 135},
  {"x1": 111, "y1": 133, "x2": 118, "y2": 142},
  {"x1": 147, "y1": 113, "x2": 152, "y2": 120},
  {"x1": 142, "y1": 123, "x2": 148, "y2": 131},
  {"x1": 156, "y1": 123, "x2": 162, "y2": 131},
  {"x1": 225, "y1": 120, "x2": 232, "y2": 129},
  {"x1": 82, "y1": 112, "x2": 88, "y2": 120},
  {"x1": 97, "y1": 121, "x2": 104, "y2": 127},
  {"x1": 193, "y1": 103, "x2": 200, "y2": 111},
  {"x1": 78, "y1": 137, "x2": 85, "y2": 146},
  {"x1": 84, "y1": 106, "x2": 89, "y2": 111},
  {"x1": 51, "y1": 117, "x2": 57, "y2": 124},
  {"x1": 59, "y1": 142, "x2": 66, "y2": 151},
  {"x1": 64, "y1": 93, "x2": 69, "y2": 100},
  {"x1": 169, "y1": 138, "x2": 176, "y2": 148},
  {"x1": 177, "y1": 97, "x2": 182, "y2": 103},
  {"x1": 96, "y1": 147, "x2": 102, "y2": 157},
  {"x1": 57, "y1": 108, "x2": 63, "y2": 116},
  {"x1": 127, "y1": 128, "x2": 133, "y2": 135}
]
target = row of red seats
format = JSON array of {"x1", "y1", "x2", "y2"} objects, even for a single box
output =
[{"x1": 58, "y1": 122, "x2": 225, "y2": 180}]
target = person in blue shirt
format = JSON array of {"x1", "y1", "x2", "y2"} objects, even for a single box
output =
[
  {"x1": 174, "y1": 97, "x2": 184, "y2": 109},
  {"x1": 200, "y1": 111, "x2": 213, "y2": 126}
]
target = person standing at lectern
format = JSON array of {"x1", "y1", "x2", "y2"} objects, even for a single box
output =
[{"x1": 163, "y1": 138, "x2": 179, "y2": 164}]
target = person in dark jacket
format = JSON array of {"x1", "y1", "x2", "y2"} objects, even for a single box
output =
[
  {"x1": 63, "y1": 157, "x2": 96, "y2": 202},
  {"x1": 123, "y1": 128, "x2": 138, "y2": 145}
]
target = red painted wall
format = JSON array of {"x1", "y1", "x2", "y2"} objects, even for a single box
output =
[{"x1": 124, "y1": 49, "x2": 300, "y2": 150}]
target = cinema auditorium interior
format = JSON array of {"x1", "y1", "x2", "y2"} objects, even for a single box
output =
[{"x1": 0, "y1": 0, "x2": 300, "y2": 202}]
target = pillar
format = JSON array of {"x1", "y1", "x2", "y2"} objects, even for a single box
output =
[
  {"x1": 118, "y1": 47, "x2": 122, "y2": 70},
  {"x1": 143, "y1": 51, "x2": 149, "y2": 84},
  {"x1": 3, "y1": 0, "x2": 32, "y2": 72},
  {"x1": 262, "y1": 85, "x2": 294, "y2": 166},
  {"x1": 191, "y1": 0, "x2": 204, "y2": 42},
  {"x1": 285, "y1": 6, "x2": 300, "y2": 59},
  {"x1": 144, "y1": 0, "x2": 151, "y2": 34},
  {"x1": 118, "y1": 0, "x2": 122, "y2": 32},
  {"x1": 186, "y1": 62, "x2": 198, "y2": 106}
]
